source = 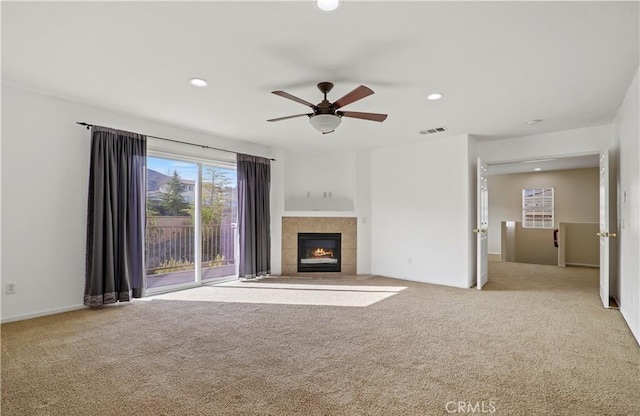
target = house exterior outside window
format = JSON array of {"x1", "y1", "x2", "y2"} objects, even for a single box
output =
[{"x1": 522, "y1": 187, "x2": 554, "y2": 229}]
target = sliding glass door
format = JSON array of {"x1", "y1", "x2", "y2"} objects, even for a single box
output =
[
  {"x1": 145, "y1": 156, "x2": 237, "y2": 292},
  {"x1": 201, "y1": 164, "x2": 237, "y2": 280}
]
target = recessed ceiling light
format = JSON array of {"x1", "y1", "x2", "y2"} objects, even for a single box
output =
[
  {"x1": 316, "y1": 0, "x2": 340, "y2": 12},
  {"x1": 534, "y1": 168, "x2": 542, "y2": 171},
  {"x1": 188, "y1": 78, "x2": 209, "y2": 87},
  {"x1": 525, "y1": 119, "x2": 542, "y2": 125},
  {"x1": 427, "y1": 93, "x2": 443, "y2": 101}
]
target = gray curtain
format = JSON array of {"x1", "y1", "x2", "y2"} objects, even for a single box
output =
[
  {"x1": 237, "y1": 154, "x2": 271, "y2": 278},
  {"x1": 84, "y1": 126, "x2": 146, "y2": 307}
]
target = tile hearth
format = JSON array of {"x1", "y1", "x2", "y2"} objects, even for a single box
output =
[{"x1": 281, "y1": 217, "x2": 357, "y2": 276}]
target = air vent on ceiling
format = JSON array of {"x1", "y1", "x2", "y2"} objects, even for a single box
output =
[{"x1": 419, "y1": 126, "x2": 447, "y2": 135}]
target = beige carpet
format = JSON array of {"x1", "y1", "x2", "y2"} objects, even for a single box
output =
[{"x1": 2, "y1": 260, "x2": 639, "y2": 415}]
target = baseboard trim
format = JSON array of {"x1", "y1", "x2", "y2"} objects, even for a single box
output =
[
  {"x1": 1, "y1": 304, "x2": 87, "y2": 324},
  {"x1": 377, "y1": 274, "x2": 471, "y2": 289},
  {"x1": 565, "y1": 262, "x2": 599, "y2": 268}
]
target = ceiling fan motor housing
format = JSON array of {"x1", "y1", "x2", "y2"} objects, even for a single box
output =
[{"x1": 317, "y1": 82, "x2": 334, "y2": 94}]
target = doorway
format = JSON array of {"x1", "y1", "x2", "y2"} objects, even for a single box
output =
[
  {"x1": 489, "y1": 168, "x2": 599, "y2": 266},
  {"x1": 146, "y1": 155, "x2": 238, "y2": 293},
  {"x1": 478, "y1": 152, "x2": 617, "y2": 307}
]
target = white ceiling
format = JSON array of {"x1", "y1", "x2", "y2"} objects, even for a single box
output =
[{"x1": 2, "y1": 1, "x2": 638, "y2": 154}]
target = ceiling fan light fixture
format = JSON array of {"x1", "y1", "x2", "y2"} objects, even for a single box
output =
[
  {"x1": 309, "y1": 114, "x2": 341, "y2": 133},
  {"x1": 315, "y1": 0, "x2": 340, "y2": 12}
]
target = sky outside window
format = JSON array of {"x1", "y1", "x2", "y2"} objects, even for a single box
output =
[{"x1": 148, "y1": 157, "x2": 237, "y2": 184}]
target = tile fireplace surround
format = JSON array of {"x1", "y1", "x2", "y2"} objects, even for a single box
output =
[{"x1": 281, "y1": 217, "x2": 357, "y2": 276}]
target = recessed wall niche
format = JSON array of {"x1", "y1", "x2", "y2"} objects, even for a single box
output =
[{"x1": 283, "y1": 151, "x2": 356, "y2": 212}]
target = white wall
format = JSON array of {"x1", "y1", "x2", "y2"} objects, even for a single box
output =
[
  {"x1": 477, "y1": 125, "x2": 613, "y2": 164},
  {"x1": 0, "y1": 85, "x2": 273, "y2": 322},
  {"x1": 355, "y1": 150, "x2": 372, "y2": 275},
  {"x1": 370, "y1": 134, "x2": 473, "y2": 288},
  {"x1": 614, "y1": 68, "x2": 640, "y2": 344}
]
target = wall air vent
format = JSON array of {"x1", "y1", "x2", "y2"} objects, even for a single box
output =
[{"x1": 419, "y1": 126, "x2": 447, "y2": 135}]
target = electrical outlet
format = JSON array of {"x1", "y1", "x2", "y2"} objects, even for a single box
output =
[{"x1": 6, "y1": 282, "x2": 16, "y2": 295}]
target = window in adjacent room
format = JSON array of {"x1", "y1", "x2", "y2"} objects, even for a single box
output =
[{"x1": 522, "y1": 187, "x2": 554, "y2": 229}]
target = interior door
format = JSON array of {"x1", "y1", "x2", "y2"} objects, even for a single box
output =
[
  {"x1": 598, "y1": 149, "x2": 612, "y2": 308},
  {"x1": 475, "y1": 158, "x2": 489, "y2": 289}
]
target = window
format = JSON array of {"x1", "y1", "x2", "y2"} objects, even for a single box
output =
[{"x1": 522, "y1": 187, "x2": 554, "y2": 229}]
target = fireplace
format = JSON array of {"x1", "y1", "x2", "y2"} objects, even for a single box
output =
[{"x1": 298, "y1": 233, "x2": 341, "y2": 273}]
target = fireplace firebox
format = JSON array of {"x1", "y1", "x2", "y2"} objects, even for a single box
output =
[{"x1": 297, "y1": 233, "x2": 341, "y2": 272}]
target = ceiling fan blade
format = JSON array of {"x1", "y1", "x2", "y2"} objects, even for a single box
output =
[
  {"x1": 272, "y1": 91, "x2": 317, "y2": 109},
  {"x1": 332, "y1": 85, "x2": 374, "y2": 109},
  {"x1": 267, "y1": 113, "x2": 312, "y2": 122},
  {"x1": 338, "y1": 111, "x2": 388, "y2": 122}
]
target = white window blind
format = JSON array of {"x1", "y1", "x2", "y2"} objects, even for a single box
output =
[{"x1": 522, "y1": 187, "x2": 554, "y2": 229}]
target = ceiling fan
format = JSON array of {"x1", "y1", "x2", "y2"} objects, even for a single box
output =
[{"x1": 267, "y1": 82, "x2": 387, "y2": 134}]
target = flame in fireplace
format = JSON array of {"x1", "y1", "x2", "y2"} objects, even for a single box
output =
[{"x1": 312, "y1": 248, "x2": 334, "y2": 258}]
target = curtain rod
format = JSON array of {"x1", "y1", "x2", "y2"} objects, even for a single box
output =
[{"x1": 76, "y1": 122, "x2": 276, "y2": 161}]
